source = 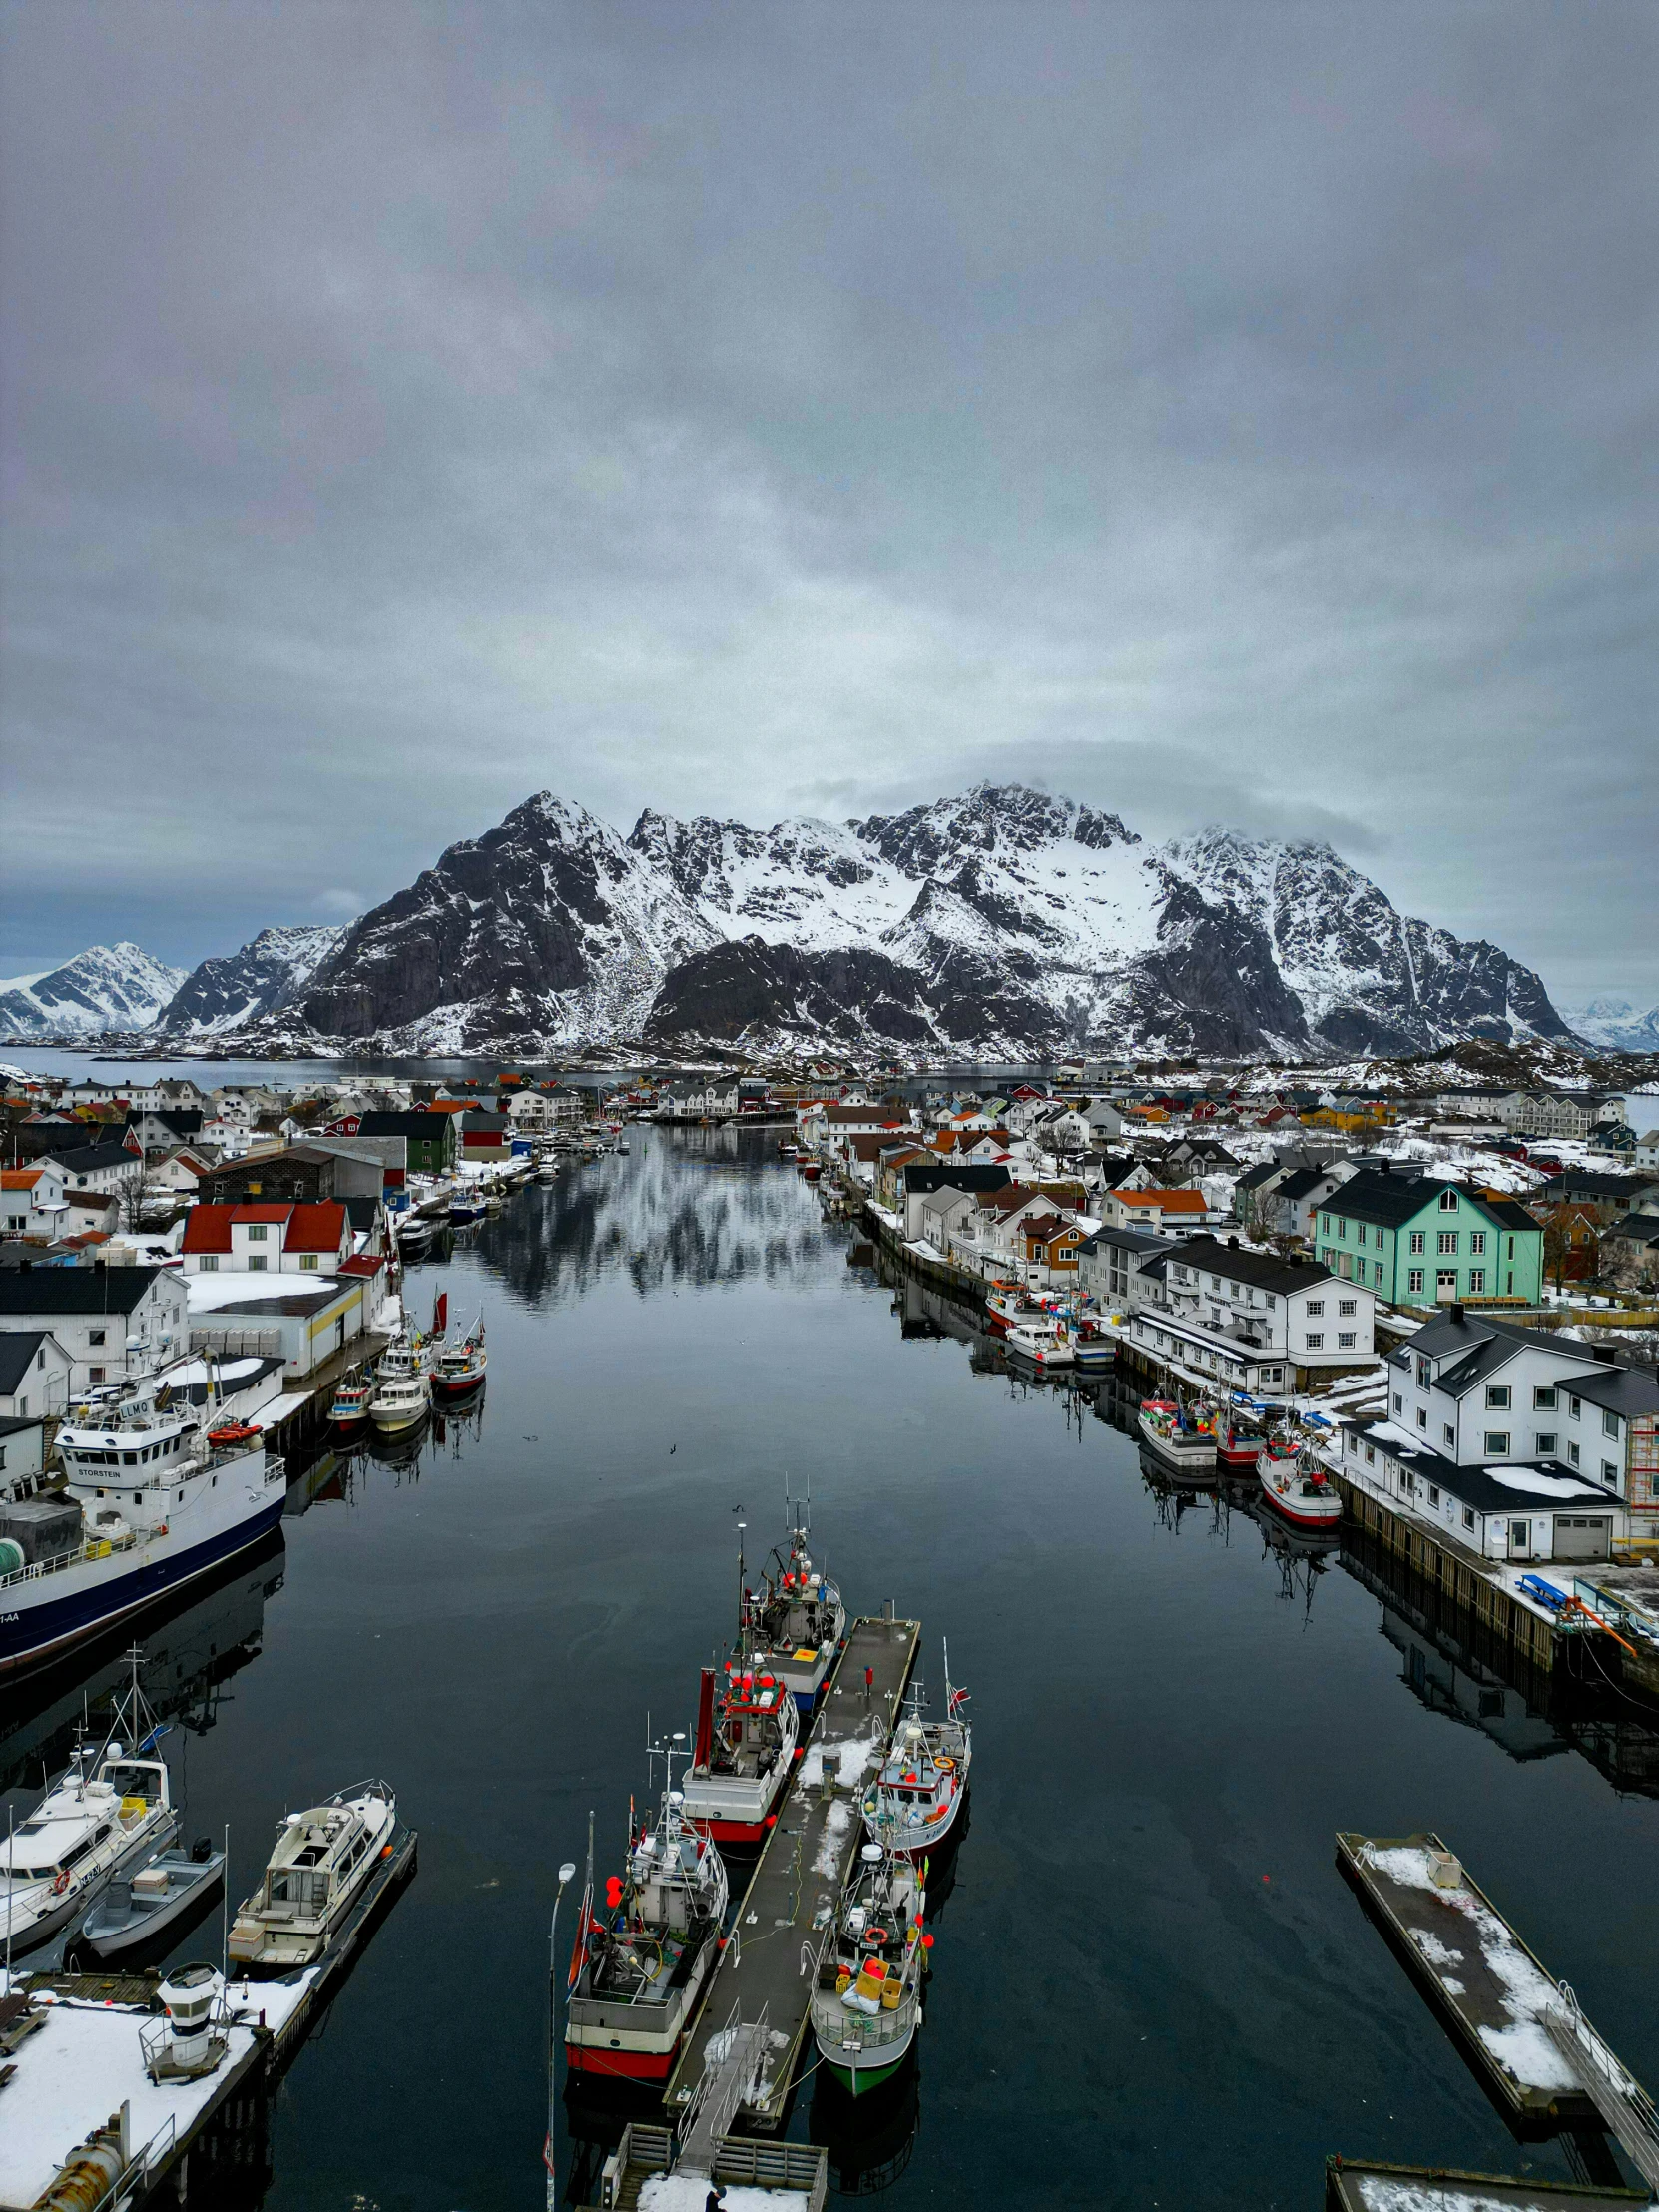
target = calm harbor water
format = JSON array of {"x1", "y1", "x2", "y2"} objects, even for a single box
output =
[{"x1": 8, "y1": 1124, "x2": 1659, "y2": 2210}]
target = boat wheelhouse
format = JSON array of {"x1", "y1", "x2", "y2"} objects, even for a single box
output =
[
  {"x1": 329, "y1": 1378, "x2": 372, "y2": 1435},
  {"x1": 861, "y1": 1652, "x2": 970, "y2": 1863},
  {"x1": 682, "y1": 1658, "x2": 800, "y2": 1846},
  {"x1": 810, "y1": 1842, "x2": 928, "y2": 2095},
  {"x1": 741, "y1": 1506, "x2": 847, "y2": 1713},
  {"x1": 566, "y1": 1738, "x2": 730, "y2": 2082},
  {"x1": 0, "y1": 1374, "x2": 283, "y2": 1674},
  {"x1": 0, "y1": 1653, "x2": 179, "y2": 1951},
  {"x1": 228, "y1": 1779, "x2": 397, "y2": 1973}
]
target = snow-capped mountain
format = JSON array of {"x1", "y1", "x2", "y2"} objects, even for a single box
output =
[
  {"x1": 1559, "y1": 998, "x2": 1659, "y2": 1055},
  {"x1": 291, "y1": 783, "x2": 1573, "y2": 1060},
  {"x1": 0, "y1": 943, "x2": 189, "y2": 1037},
  {"x1": 162, "y1": 925, "x2": 347, "y2": 1033}
]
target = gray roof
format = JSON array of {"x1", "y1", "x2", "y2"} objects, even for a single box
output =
[
  {"x1": 1562, "y1": 1367, "x2": 1659, "y2": 1421},
  {"x1": 53, "y1": 1142, "x2": 140, "y2": 1177},
  {"x1": 1082, "y1": 1224, "x2": 1176, "y2": 1258},
  {"x1": 0, "y1": 1266, "x2": 169, "y2": 1317},
  {"x1": 1389, "y1": 1307, "x2": 1600, "y2": 1384},
  {"x1": 1161, "y1": 1235, "x2": 1333, "y2": 1296},
  {"x1": 1341, "y1": 1417, "x2": 1619, "y2": 1516},
  {"x1": 0, "y1": 1331, "x2": 53, "y2": 1394}
]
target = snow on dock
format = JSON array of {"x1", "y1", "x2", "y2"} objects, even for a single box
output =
[
  {"x1": 665, "y1": 1614, "x2": 920, "y2": 2133},
  {"x1": 1338, "y1": 1833, "x2": 1595, "y2": 2124},
  {"x1": 1324, "y1": 2157, "x2": 1648, "y2": 2212}
]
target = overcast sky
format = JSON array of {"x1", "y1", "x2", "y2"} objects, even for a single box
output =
[{"x1": 2, "y1": 2, "x2": 1654, "y2": 1005}]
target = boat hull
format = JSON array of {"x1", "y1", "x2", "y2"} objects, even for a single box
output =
[
  {"x1": 6, "y1": 1811, "x2": 181, "y2": 1954},
  {"x1": 0, "y1": 1488, "x2": 286, "y2": 1676},
  {"x1": 431, "y1": 1373, "x2": 485, "y2": 1401},
  {"x1": 865, "y1": 1780, "x2": 967, "y2": 1861},
  {"x1": 1137, "y1": 1416, "x2": 1216, "y2": 1470},
  {"x1": 82, "y1": 1852, "x2": 225, "y2": 1959},
  {"x1": 1259, "y1": 1471, "x2": 1343, "y2": 1530},
  {"x1": 1217, "y1": 1440, "x2": 1263, "y2": 1468},
  {"x1": 822, "y1": 2030, "x2": 915, "y2": 2095}
]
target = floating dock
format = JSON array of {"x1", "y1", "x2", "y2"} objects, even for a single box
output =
[
  {"x1": 665, "y1": 1612, "x2": 921, "y2": 2133},
  {"x1": 585, "y1": 2120, "x2": 828, "y2": 2211},
  {"x1": 1325, "y1": 2157, "x2": 1647, "y2": 2212},
  {"x1": 0, "y1": 1822, "x2": 416, "y2": 2209}
]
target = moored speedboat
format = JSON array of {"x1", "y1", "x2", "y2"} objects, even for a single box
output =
[
  {"x1": 368, "y1": 1333, "x2": 431, "y2": 1432},
  {"x1": 0, "y1": 1654, "x2": 179, "y2": 1952},
  {"x1": 811, "y1": 1842, "x2": 928, "y2": 2096},
  {"x1": 1004, "y1": 1320, "x2": 1075, "y2": 1369},
  {"x1": 741, "y1": 1506, "x2": 847, "y2": 1713},
  {"x1": 860, "y1": 1650, "x2": 970, "y2": 1863},
  {"x1": 1136, "y1": 1397, "x2": 1217, "y2": 1471},
  {"x1": 565, "y1": 1741, "x2": 729, "y2": 2083},
  {"x1": 1258, "y1": 1441, "x2": 1342, "y2": 1530},
  {"x1": 228, "y1": 1779, "x2": 397, "y2": 1973},
  {"x1": 81, "y1": 1837, "x2": 225, "y2": 1959},
  {"x1": 682, "y1": 1656, "x2": 800, "y2": 1846}
]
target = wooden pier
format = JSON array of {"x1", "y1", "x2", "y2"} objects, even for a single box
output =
[
  {"x1": 664, "y1": 1613, "x2": 921, "y2": 2133},
  {"x1": 1325, "y1": 2158, "x2": 1647, "y2": 2212}
]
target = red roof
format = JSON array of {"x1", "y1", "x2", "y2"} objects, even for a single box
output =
[
  {"x1": 182, "y1": 1200, "x2": 346, "y2": 1256},
  {"x1": 283, "y1": 1203, "x2": 346, "y2": 1254},
  {"x1": 1, "y1": 1169, "x2": 41, "y2": 1191}
]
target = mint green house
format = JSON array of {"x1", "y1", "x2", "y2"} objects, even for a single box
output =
[{"x1": 1315, "y1": 1172, "x2": 1543, "y2": 1310}]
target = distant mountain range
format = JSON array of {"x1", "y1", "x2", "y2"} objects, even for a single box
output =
[
  {"x1": 4, "y1": 785, "x2": 1634, "y2": 1063},
  {"x1": 1557, "y1": 998, "x2": 1659, "y2": 1056}
]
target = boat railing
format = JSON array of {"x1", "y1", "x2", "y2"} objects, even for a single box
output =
[
  {"x1": 809, "y1": 1981, "x2": 915, "y2": 2048},
  {"x1": 0, "y1": 1527, "x2": 142, "y2": 1592}
]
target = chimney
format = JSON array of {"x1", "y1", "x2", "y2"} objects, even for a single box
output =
[
  {"x1": 1228, "y1": 1234, "x2": 1240, "y2": 1249},
  {"x1": 1450, "y1": 1302, "x2": 1464, "y2": 1323},
  {"x1": 1594, "y1": 1346, "x2": 1617, "y2": 1366}
]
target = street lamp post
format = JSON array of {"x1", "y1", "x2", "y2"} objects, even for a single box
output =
[{"x1": 546, "y1": 1860, "x2": 578, "y2": 2212}]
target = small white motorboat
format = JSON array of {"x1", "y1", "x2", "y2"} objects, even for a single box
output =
[
  {"x1": 81, "y1": 1837, "x2": 225, "y2": 1959},
  {"x1": 1258, "y1": 1442, "x2": 1343, "y2": 1530},
  {"x1": 368, "y1": 1335, "x2": 431, "y2": 1432},
  {"x1": 1004, "y1": 1320, "x2": 1076, "y2": 1369},
  {"x1": 229, "y1": 1780, "x2": 397, "y2": 1974}
]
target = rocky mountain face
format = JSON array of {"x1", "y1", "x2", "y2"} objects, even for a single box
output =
[
  {"x1": 0, "y1": 943, "x2": 189, "y2": 1037},
  {"x1": 287, "y1": 783, "x2": 1575, "y2": 1060},
  {"x1": 162, "y1": 924, "x2": 345, "y2": 1033}
]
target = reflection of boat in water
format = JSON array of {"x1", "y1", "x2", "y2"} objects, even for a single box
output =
[
  {"x1": 229, "y1": 1779, "x2": 398, "y2": 1973},
  {"x1": 1137, "y1": 1397, "x2": 1217, "y2": 1472},
  {"x1": 812, "y1": 2044, "x2": 921, "y2": 2195}
]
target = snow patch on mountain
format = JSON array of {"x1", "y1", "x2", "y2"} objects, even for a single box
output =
[
  {"x1": 163, "y1": 924, "x2": 347, "y2": 1032},
  {"x1": 0, "y1": 943, "x2": 189, "y2": 1037},
  {"x1": 1560, "y1": 998, "x2": 1659, "y2": 1054}
]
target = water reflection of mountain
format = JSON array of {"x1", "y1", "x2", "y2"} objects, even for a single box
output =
[
  {"x1": 476, "y1": 1133, "x2": 828, "y2": 1303},
  {"x1": 0, "y1": 1528, "x2": 283, "y2": 1792}
]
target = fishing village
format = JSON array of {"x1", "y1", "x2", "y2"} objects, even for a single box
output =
[{"x1": 0, "y1": 1050, "x2": 1657, "y2": 2208}]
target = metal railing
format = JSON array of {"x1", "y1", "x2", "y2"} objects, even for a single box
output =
[
  {"x1": 677, "y1": 2002, "x2": 771, "y2": 2170},
  {"x1": 1545, "y1": 1985, "x2": 1659, "y2": 2194}
]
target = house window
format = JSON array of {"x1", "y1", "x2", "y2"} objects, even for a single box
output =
[
  {"x1": 1486, "y1": 1385, "x2": 1511, "y2": 1410},
  {"x1": 299, "y1": 1254, "x2": 319, "y2": 1271},
  {"x1": 1536, "y1": 1432, "x2": 1558, "y2": 1455},
  {"x1": 1468, "y1": 1270, "x2": 1485, "y2": 1295},
  {"x1": 1485, "y1": 1430, "x2": 1510, "y2": 1455},
  {"x1": 1603, "y1": 1460, "x2": 1620, "y2": 1484},
  {"x1": 1339, "y1": 1299, "x2": 1357, "y2": 1317},
  {"x1": 1462, "y1": 1506, "x2": 1476, "y2": 1531},
  {"x1": 1338, "y1": 1219, "x2": 1349, "y2": 1238},
  {"x1": 247, "y1": 1224, "x2": 268, "y2": 1241},
  {"x1": 1569, "y1": 1441, "x2": 1581, "y2": 1466},
  {"x1": 1603, "y1": 1410, "x2": 1620, "y2": 1439},
  {"x1": 248, "y1": 1255, "x2": 268, "y2": 1272},
  {"x1": 1443, "y1": 1423, "x2": 1456, "y2": 1445},
  {"x1": 1339, "y1": 1332, "x2": 1356, "y2": 1349},
  {"x1": 1534, "y1": 1386, "x2": 1556, "y2": 1409},
  {"x1": 1437, "y1": 1231, "x2": 1458, "y2": 1256},
  {"x1": 1439, "y1": 1190, "x2": 1459, "y2": 1211},
  {"x1": 1470, "y1": 1231, "x2": 1486, "y2": 1256},
  {"x1": 1569, "y1": 1396, "x2": 1581, "y2": 1420},
  {"x1": 1416, "y1": 1408, "x2": 1428, "y2": 1430},
  {"x1": 1408, "y1": 1269, "x2": 1424, "y2": 1295},
  {"x1": 200, "y1": 1255, "x2": 218, "y2": 1273},
  {"x1": 1374, "y1": 1262, "x2": 1384, "y2": 1287},
  {"x1": 1409, "y1": 1231, "x2": 1425, "y2": 1255},
  {"x1": 89, "y1": 1367, "x2": 105, "y2": 1383},
  {"x1": 1321, "y1": 1213, "x2": 1331, "y2": 1236},
  {"x1": 1306, "y1": 1301, "x2": 1325, "y2": 1317},
  {"x1": 1305, "y1": 1332, "x2": 1324, "y2": 1350},
  {"x1": 1428, "y1": 1484, "x2": 1440, "y2": 1506},
  {"x1": 1393, "y1": 1392, "x2": 1403, "y2": 1414},
  {"x1": 1365, "y1": 1445, "x2": 1376, "y2": 1466},
  {"x1": 89, "y1": 1329, "x2": 106, "y2": 1347}
]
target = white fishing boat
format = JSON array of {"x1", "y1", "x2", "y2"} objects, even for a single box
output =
[
  {"x1": 368, "y1": 1335, "x2": 431, "y2": 1432},
  {"x1": 811, "y1": 1842, "x2": 929, "y2": 2096},
  {"x1": 682, "y1": 1654, "x2": 800, "y2": 1846},
  {"x1": 0, "y1": 1653, "x2": 179, "y2": 1953},
  {"x1": 431, "y1": 1318, "x2": 487, "y2": 1401},
  {"x1": 228, "y1": 1779, "x2": 397, "y2": 1974},
  {"x1": 1258, "y1": 1440, "x2": 1343, "y2": 1531},
  {"x1": 740, "y1": 1502, "x2": 847, "y2": 1713},
  {"x1": 565, "y1": 1735, "x2": 729, "y2": 2083},
  {"x1": 1004, "y1": 1320, "x2": 1076, "y2": 1369},
  {"x1": 328, "y1": 1377, "x2": 373, "y2": 1436},
  {"x1": 81, "y1": 1837, "x2": 225, "y2": 1959},
  {"x1": 0, "y1": 1374, "x2": 283, "y2": 1675},
  {"x1": 1136, "y1": 1397, "x2": 1217, "y2": 1472},
  {"x1": 861, "y1": 1649, "x2": 971, "y2": 1863}
]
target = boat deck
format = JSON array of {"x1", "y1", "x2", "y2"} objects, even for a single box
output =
[
  {"x1": 665, "y1": 1614, "x2": 920, "y2": 2133},
  {"x1": 1337, "y1": 1832, "x2": 1596, "y2": 2125}
]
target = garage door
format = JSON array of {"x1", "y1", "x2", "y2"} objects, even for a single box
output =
[{"x1": 1552, "y1": 1516, "x2": 1610, "y2": 1562}]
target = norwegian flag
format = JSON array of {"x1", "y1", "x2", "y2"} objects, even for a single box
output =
[{"x1": 947, "y1": 1684, "x2": 970, "y2": 1717}]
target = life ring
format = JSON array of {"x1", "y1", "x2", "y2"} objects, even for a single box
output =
[
  {"x1": 52, "y1": 1871, "x2": 71, "y2": 1896},
  {"x1": 936, "y1": 1756, "x2": 955, "y2": 1773}
]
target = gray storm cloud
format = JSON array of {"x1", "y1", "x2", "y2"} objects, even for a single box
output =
[{"x1": 1, "y1": 1, "x2": 1653, "y2": 1000}]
